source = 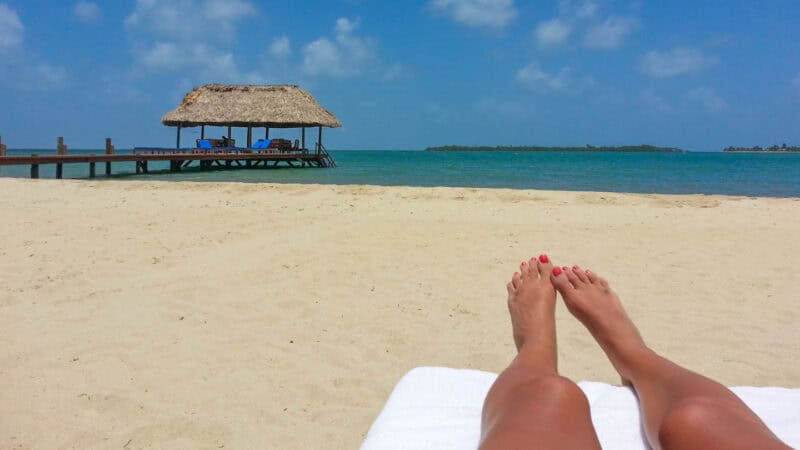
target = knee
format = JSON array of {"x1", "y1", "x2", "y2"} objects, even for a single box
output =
[
  {"x1": 519, "y1": 375, "x2": 589, "y2": 408},
  {"x1": 658, "y1": 397, "x2": 723, "y2": 449}
]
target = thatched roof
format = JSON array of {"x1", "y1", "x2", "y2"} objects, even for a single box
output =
[{"x1": 162, "y1": 84, "x2": 341, "y2": 128}]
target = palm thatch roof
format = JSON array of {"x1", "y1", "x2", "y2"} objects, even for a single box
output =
[{"x1": 162, "y1": 84, "x2": 341, "y2": 128}]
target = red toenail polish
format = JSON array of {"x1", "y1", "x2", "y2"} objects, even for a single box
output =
[
  {"x1": 552, "y1": 266, "x2": 562, "y2": 276},
  {"x1": 539, "y1": 254, "x2": 549, "y2": 263},
  {"x1": 522, "y1": 261, "x2": 527, "y2": 266},
  {"x1": 562, "y1": 266, "x2": 569, "y2": 271}
]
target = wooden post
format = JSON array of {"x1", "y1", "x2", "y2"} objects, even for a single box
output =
[
  {"x1": 265, "y1": 128, "x2": 270, "y2": 139},
  {"x1": 31, "y1": 155, "x2": 39, "y2": 178},
  {"x1": 176, "y1": 125, "x2": 182, "y2": 149},
  {"x1": 201, "y1": 125, "x2": 206, "y2": 140},
  {"x1": 317, "y1": 126, "x2": 323, "y2": 154},
  {"x1": 57, "y1": 137, "x2": 67, "y2": 155},
  {"x1": 301, "y1": 128, "x2": 306, "y2": 150},
  {"x1": 105, "y1": 138, "x2": 114, "y2": 175},
  {"x1": 227, "y1": 126, "x2": 232, "y2": 141},
  {"x1": 0, "y1": 135, "x2": 6, "y2": 156},
  {"x1": 247, "y1": 127, "x2": 252, "y2": 148},
  {"x1": 89, "y1": 161, "x2": 96, "y2": 178}
]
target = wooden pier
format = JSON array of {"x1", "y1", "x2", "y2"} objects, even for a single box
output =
[{"x1": 0, "y1": 138, "x2": 337, "y2": 179}]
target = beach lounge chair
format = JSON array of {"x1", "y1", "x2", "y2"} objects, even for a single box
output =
[{"x1": 360, "y1": 367, "x2": 800, "y2": 450}]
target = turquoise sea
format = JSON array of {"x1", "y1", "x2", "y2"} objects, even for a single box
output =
[{"x1": 2, "y1": 149, "x2": 799, "y2": 198}]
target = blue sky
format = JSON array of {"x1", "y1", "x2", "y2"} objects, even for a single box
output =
[{"x1": 0, "y1": 0, "x2": 798, "y2": 151}]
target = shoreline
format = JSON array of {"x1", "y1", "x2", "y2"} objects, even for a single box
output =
[
  {"x1": 2, "y1": 178, "x2": 799, "y2": 448},
  {"x1": 4, "y1": 177, "x2": 800, "y2": 200}
]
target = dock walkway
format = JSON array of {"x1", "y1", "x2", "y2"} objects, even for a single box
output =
[{"x1": 0, "y1": 147, "x2": 337, "y2": 179}]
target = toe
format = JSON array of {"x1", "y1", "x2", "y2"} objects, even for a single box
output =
[
  {"x1": 550, "y1": 266, "x2": 575, "y2": 292},
  {"x1": 573, "y1": 266, "x2": 589, "y2": 283},
  {"x1": 520, "y1": 260, "x2": 531, "y2": 279},
  {"x1": 512, "y1": 271, "x2": 522, "y2": 289},
  {"x1": 585, "y1": 269, "x2": 599, "y2": 284},
  {"x1": 506, "y1": 281, "x2": 515, "y2": 295},
  {"x1": 565, "y1": 267, "x2": 584, "y2": 287},
  {"x1": 537, "y1": 254, "x2": 554, "y2": 278}
]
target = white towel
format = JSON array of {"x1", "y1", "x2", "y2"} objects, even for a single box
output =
[{"x1": 361, "y1": 367, "x2": 800, "y2": 450}]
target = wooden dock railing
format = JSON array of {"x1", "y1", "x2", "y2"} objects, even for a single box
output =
[{"x1": 0, "y1": 138, "x2": 337, "y2": 179}]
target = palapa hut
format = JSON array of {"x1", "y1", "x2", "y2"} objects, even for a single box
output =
[{"x1": 162, "y1": 84, "x2": 341, "y2": 151}]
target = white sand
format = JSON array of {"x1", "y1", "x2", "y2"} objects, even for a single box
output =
[{"x1": 1, "y1": 179, "x2": 798, "y2": 449}]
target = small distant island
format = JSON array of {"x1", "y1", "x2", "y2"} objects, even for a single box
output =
[
  {"x1": 723, "y1": 144, "x2": 799, "y2": 153},
  {"x1": 425, "y1": 145, "x2": 684, "y2": 153}
]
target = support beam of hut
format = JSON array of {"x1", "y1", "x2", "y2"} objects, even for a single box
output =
[
  {"x1": 247, "y1": 127, "x2": 252, "y2": 148},
  {"x1": 176, "y1": 125, "x2": 182, "y2": 149},
  {"x1": 227, "y1": 126, "x2": 232, "y2": 141},
  {"x1": 301, "y1": 128, "x2": 306, "y2": 151},
  {"x1": 201, "y1": 125, "x2": 206, "y2": 140},
  {"x1": 265, "y1": 128, "x2": 270, "y2": 139},
  {"x1": 317, "y1": 126, "x2": 323, "y2": 154}
]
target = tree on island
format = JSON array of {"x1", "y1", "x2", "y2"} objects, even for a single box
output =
[{"x1": 723, "y1": 144, "x2": 799, "y2": 152}]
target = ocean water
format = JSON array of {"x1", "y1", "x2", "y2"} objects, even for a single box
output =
[{"x1": 2, "y1": 149, "x2": 799, "y2": 197}]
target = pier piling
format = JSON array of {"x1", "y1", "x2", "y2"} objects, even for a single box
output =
[
  {"x1": 30, "y1": 155, "x2": 39, "y2": 179},
  {"x1": 56, "y1": 137, "x2": 67, "y2": 179},
  {"x1": 105, "y1": 138, "x2": 114, "y2": 175}
]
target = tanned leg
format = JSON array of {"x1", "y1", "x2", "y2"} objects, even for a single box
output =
[
  {"x1": 480, "y1": 255, "x2": 601, "y2": 450},
  {"x1": 551, "y1": 265, "x2": 791, "y2": 450}
]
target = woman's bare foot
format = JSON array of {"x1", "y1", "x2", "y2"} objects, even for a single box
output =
[
  {"x1": 506, "y1": 254, "x2": 558, "y2": 370},
  {"x1": 550, "y1": 266, "x2": 650, "y2": 383}
]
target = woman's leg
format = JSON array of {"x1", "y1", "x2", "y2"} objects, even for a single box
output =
[
  {"x1": 551, "y1": 265, "x2": 791, "y2": 450},
  {"x1": 480, "y1": 255, "x2": 601, "y2": 450}
]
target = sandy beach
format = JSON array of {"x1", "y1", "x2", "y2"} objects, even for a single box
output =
[{"x1": 1, "y1": 178, "x2": 798, "y2": 449}]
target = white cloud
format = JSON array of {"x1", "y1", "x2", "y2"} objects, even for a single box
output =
[
  {"x1": 124, "y1": 0, "x2": 256, "y2": 79},
  {"x1": 74, "y1": 2, "x2": 101, "y2": 23},
  {"x1": 516, "y1": 62, "x2": 594, "y2": 94},
  {"x1": 640, "y1": 48, "x2": 718, "y2": 78},
  {"x1": 269, "y1": 36, "x2": 291, "y2": 58},
  {"x1": 0, "y1": 55, "x2": 68, "y2": 91},
  {"x1": 140, "y1": 42, "x2": 230, "y2": 71},
  {"x1": 688, "y1": 87, "x2": 728, "y2": 113},
  {"x1": 535, "y1": 19, "x2": 571, "y2": 48},
  {"x1": 583, "y1": 16, "x2": 638, "y2": 50},
  {"x1": 559, "y1": 0, "x2": 598, "y2": 18},
  {"x1": 335, "y1": 17, "x2": 357, "y2": 35},
  {"x1": 0, "y1": 4, "x2": 24, "y2": 52},
  {"x1": 302, "y1": 18, "x2": 376, "y2": 78},
  {"x1": 125, "y1": 0, "x2": 255, "y2": 42},
  {"x1": 575, "y1": 1, "x2": 598, "y2": 19},
  {"x1": 430, "y1": 0, "x2": 517, "y2": 29},
  {"x1": 640, "y1": 89, "x2": 672, "y2": 112},
  {"x1": 0, "y1": 5, "x2": 68, "y2": 90}
]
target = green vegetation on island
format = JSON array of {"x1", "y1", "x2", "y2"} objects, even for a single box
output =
[
  {"x1": 425, "y1": 145, "x2": 684, "y2": 153},
  {"x1": 723, "y1": 144, "x2": 799, "y2": 153}
]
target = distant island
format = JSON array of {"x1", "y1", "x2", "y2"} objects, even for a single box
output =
[
  {"x1": 425, "y1": 145, "x2": 684, "y2": 153},
  {"x1": 723, "y1": 144, "x2": 799, "y2": 153}
]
